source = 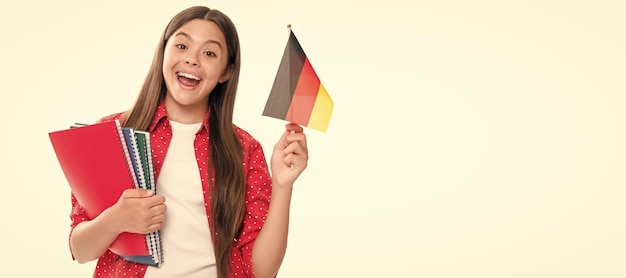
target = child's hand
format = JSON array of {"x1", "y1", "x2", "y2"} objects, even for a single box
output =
[
  {"x1": 106, "y1": 188, "x2": 167, "y2": 234},
  {"x1": 270, "y1": 123, "x2": 309, "y2": 188}
]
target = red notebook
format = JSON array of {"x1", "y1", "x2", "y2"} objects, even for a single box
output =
[{"x1": 49, "y1": 120, "x2": 150, "y2": 259}]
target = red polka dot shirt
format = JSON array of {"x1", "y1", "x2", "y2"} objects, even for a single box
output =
[{"x1": 69, "y1": 101, "x2": 272, "y2": 277}]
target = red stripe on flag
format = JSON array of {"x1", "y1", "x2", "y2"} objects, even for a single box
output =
[{"x1": 285, "y1": 58, "x2": 320, "y2": 126}]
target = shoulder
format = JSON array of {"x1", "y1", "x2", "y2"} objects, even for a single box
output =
[
  {"x1": 233, "y1": 124, "x2": 262, "y2": 150},
  {"x1": 96, "y1": 112, "x2": 126, "y2": 124}
]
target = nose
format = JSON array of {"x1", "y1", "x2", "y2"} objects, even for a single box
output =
[{"x1": 185, "y1": 57, "x2": 199, "y2": 66}]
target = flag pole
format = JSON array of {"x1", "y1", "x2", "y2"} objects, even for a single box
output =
[{"x1": 287, "y1": 23, "x2": 296, "y2": 169}]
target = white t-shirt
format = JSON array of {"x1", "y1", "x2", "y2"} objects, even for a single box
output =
[{"x1": 144, "y1": 120, "x2": 217, "y2": 278}]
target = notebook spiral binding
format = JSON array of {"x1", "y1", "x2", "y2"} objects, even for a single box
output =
[{"x1": 116, "y1": 120, "x2": 139, "y2": 189}]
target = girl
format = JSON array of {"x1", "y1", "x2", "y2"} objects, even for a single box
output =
[{"x1": 68, "y1": 6, "x2": 308, "y2": 278}]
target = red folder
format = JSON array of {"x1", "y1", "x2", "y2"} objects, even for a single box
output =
[{"x1": 49, "y1": 120, "x2": 149, "y2": 257}]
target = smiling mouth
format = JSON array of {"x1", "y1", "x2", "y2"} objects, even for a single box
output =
[{"x1": 177, "y1": 72, "x2": 201, "y2": 87}]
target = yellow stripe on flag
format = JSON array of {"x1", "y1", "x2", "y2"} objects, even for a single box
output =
[{"x1": 307, "y1": 83, "x2": 333, "y2": 132}]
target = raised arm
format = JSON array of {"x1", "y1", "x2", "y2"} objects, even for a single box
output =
[{"x1": 252, "y1": 123, "x2": 308, "y2": 278}]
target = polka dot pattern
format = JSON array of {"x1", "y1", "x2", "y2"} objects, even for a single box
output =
[{"x1": 69, "y1": 102, "x2": 272, "y2": 277}]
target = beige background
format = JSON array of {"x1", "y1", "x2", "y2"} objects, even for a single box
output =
[{"x1": 1, "y1": 0, "x2": 625, "y2": 277}]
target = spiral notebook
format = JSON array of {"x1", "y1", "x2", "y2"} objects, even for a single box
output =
[
  {"x1": 122, "y1": 128, "x2": 163, "y2": 265},
  {"x1": 49, "y1": 120, "x2": 163, "y2": 267}
]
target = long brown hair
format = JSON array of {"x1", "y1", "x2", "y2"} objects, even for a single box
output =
[{"x1": 123, "y1": 6, "x2": 245, "y2": 278}]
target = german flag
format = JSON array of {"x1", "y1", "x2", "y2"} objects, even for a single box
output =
[{"x1": 262, "y1": 28, "x2": 333, "y2": 132}]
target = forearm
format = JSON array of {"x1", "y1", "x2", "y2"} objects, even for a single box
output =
[
  {"x1": 252, "y1": 185, "x2": 293, "y2": 278},
  {"x1": 70, "y1": 208, "x2": 121, "y2": 263}
]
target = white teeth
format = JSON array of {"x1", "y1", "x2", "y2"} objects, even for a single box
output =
[{"x1": 177, "y1": 72, "x2": 200, "y2": 80}]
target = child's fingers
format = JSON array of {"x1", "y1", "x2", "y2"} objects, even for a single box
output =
[
  {"x1": 284, "y1": 138, "x2": 307, "y2": 156},
  {"x1": 283, "y1": 152, "x2": 308, "y2": 170},
  {"x1": 285, "y1": 122, "x2": 304, "y2": 133},
  {"x1": 121, "y1": 188, "x2": 154, "y2": 198},
  {"x1": 275, "y1": 123, "x2": 306, "y2": 150}
]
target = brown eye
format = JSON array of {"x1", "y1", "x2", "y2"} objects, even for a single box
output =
[
  {"x1": 176, "y1": 44, "x2": 187, "y2": 50},
  {"x1": 204, "y1": 51, "x2": 216, "y2": 57}
]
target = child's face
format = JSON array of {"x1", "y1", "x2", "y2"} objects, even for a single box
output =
[{"x1": 162, "y1": 19, "x2": 232, "y2": 113}]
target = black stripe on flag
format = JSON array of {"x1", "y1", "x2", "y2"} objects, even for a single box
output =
[{"x1": 262, "y1": 30, "x2": 306, "y2": 120}]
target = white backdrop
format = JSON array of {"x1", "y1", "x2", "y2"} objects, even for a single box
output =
[{"x1": 1, "y1": 0, "x2": 625, "y2": 277}]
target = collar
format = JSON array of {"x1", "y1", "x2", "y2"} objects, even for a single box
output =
[{"x1": 148, "y1": 100, "x2": 210, "y2": 134}]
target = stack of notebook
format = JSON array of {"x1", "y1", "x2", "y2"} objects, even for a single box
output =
[{"x1": 49, "y1": 119, "x2": 163, "y2": 267}]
